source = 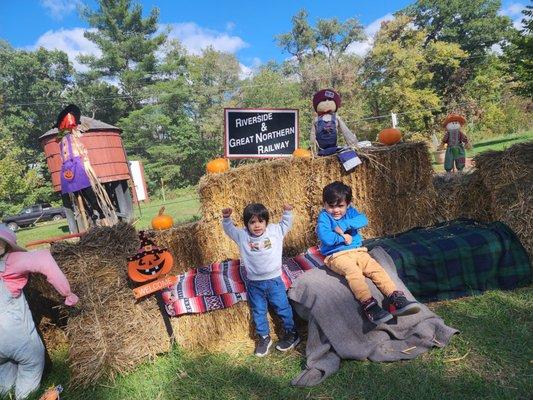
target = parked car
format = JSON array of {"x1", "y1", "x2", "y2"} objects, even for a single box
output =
[{"x1": 2, "y1": 203, "x2": 67, "y2": 231}]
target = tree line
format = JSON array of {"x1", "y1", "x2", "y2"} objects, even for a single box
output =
[{"x1": 0, "y1": 0, "x2": 531, "y2": 217}]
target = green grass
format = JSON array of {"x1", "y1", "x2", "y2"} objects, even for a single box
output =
[
  {"x1": 431, "y1": 130, "x2": 533, "y2": 172},
  {"x1": 18, "y1": 287, "x2": 532, "y2": 400},
  {"x1": 15, "y1": 188, "x2": 201, "y2": 248}
]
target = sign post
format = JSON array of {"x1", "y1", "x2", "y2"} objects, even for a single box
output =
[{"x1": 224, "y1": 108, "x2": 299, "y2": 158}]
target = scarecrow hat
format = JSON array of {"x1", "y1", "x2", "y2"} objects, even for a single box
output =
[
  {"x1": 312, "y1": 89, "x2": 341, "y2": 112},
  {"x1": 127, "y1": 231, "x2": 166, "y2": 261},
  {"x1": 442, "y1": 113, "x2": 466, "y2": 128},
  {"x1": 54, "y1": 104, "x2": 81, "y2": 129},
  {"x1": 0, "y1": 224, "x2": 27, "y2": 253}
]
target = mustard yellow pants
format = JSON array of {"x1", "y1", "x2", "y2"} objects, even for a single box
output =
[{"x1": 324, "y1": 247, "x2": 397, "y2": 302}]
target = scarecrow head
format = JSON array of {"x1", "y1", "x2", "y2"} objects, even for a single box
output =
[
  {"x1": 127, "y1": 231, "x2": 173, "y2": 283},
  {"x1": 312, "y1": 89, "x2": 341, "y2": 115},
  {"x1": 54, "y1": 104, "x2": 81, "y2": 132},
  {"x1": 442, "y1": 113, "x2": 466, "y2": 132}
]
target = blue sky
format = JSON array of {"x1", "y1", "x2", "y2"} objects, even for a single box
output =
[{"x1": 0, "y1": 0, "x2": 528, "y2": 74}]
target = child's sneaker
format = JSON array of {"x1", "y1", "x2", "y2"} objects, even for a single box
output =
[
  {"x1": 361, "y1": 297, "x2": 393, "y2": 324},
  {"x1": 275, "y1": 330, "x2": 301, "y2": 352},
  {"x1": 254, "y1": 335, "x2": 273, "y2": 357},
  {"x1": 387, "y1": 291, "x2": 421, "y2": 316}
]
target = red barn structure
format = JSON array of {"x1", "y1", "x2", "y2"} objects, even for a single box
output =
[{"x1": 40, "y1": 116, "x2": 134, "y2": 233}]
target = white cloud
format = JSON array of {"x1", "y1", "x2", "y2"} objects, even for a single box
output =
[
  {"x1": 239, "y1": 57, "x2": 262, "y2": 79},
  {"x1": 346, "y1": 13, "x2": 394, "y2": 57},
  {"x1": 164, "y1": 22, "x2": 248, "y2": 55},
  {"x1": 31, "y1": 28, "x2": 101, "y2": 72},
  {"x1": 499, "y1": 2, "x2": 527, "y2": 30},
  {"x1": 40, "y1": 0, "x2": 79, "y2": 20}
]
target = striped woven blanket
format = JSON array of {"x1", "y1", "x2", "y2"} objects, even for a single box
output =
[{"x1": 162, "y1": 247, "x2": 324, "y2": 316}]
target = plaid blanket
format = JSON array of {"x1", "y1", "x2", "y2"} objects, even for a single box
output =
[
  {"x1": 163, "y1": 250, "x2": 320, "y2": 316},
  {"x1": 364, "y1": 219, "x2": 531, "y2": 302},
  {"x1": 162, "y1": 219, "x2": 530, "y2": 315}
]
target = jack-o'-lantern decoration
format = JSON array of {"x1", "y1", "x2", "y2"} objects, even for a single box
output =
[
  {"x1": 378, "y1": 128, "x2": 402, "y2": 145},
  {"x1": 63, "y1": 169, "x2": 74, "y2": 180},
  {"x1": 127, "y1": 231, "x2": 173, "y2": 283}
]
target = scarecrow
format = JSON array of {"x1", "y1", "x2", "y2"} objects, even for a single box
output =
[
  {"x1": 0, "y1": 225, "x2": 78, "y2": 400},
  {"x1": 438, "y1": 113, "x2": 472, "y2": 173},
  {"x1": 54, "y1": 105, "x2": 118, "y2": 228},
  {"x1": 310, "y1": 89, "x2": 361, "y2": 171}
]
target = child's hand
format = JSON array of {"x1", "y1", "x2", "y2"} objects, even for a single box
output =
[
  {"x1": 334, "y1": 226, "x2": 344, "y2": 236},
  {"x1": 283, "y1": 204, "x2": 294, "y2": 211},
  {"x1": 221, "y1": 208, "x2": 233, "y2": 218},
  {"x1": 343, "y1": 234, "x2": 353, "y2": 245}
]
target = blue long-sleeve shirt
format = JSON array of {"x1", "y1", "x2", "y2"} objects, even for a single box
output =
[{"x1": 316, "y1": 205, "x2": 368, "y2": 256}]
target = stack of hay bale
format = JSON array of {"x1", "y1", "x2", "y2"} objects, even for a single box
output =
[
  {"x1": 196, "y1": 142, "x2": 438, "y2": 263},
  {"x1": 474, "y1": 142, "x2": 533, "y2": 258}
]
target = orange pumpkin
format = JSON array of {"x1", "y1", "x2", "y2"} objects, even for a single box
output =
[
  {"x1": 206, "y1": 157, "x2": 229, "y2": 174},
  {"x1": 292, "y1": 148, "x2": 311, "y2": 158},
  {"x1": 151, "y1": 207, "x2": 173, "y2": 230},
  {"x1": 378, "y1": 128, "x2": 402, "y2": 145},
  {"x1": 128, "y1": 249, "x2": 173, "y2": 283}
]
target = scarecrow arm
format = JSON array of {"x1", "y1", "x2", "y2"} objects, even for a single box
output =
[
  {"x1": 27, "y1": 250, "x2": 78, "y2": 305},
  {"x1": 337, "y1": 116, "x2": 358, "y2": 147}
]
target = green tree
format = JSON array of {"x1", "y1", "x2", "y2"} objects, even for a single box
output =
[
  {"x1": 402, "y1": 0, "x2": 512, "y2": 100},
  {"x1": 504, "y1": 5, "x2": 533, "y2": 97},
  {"x1": 0, "y1": 41, "x2": 73, "y2": 157},
  {"x1": 362, "y1": 15, "x2": 466, "y2": 136},
  {"x1": 79, "y1": 0, "x2": 166, "y2": 111}
]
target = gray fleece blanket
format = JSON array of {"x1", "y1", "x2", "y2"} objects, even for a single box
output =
[{"x1": 288, "y1": 247, "x2": 458, "y2": 387}]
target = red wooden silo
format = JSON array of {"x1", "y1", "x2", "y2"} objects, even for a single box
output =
[
  {"x1": 40, "y1": 116, "x2": 130, "y2": 192},
  {"x1": 40, "y1": 116, "x2": 135, "y2": 232}
]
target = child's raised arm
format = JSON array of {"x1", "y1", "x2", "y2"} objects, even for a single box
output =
[
  {"x1": 278, "y1": 204, "x2": 294, "y2": 236},
  {"x1": 221, "y1": 208, "x2": 241, "y2": 243}
]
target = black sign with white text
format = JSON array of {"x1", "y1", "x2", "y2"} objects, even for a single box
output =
[{"x1": 224, "y1": 108, "x2": 299, "y2": 158}]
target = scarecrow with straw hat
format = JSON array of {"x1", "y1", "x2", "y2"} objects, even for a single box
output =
[
  {"x1": 438, "y1": 113, "x2": 472, "y2": 174},
  {"x1": 0, "y1": 225, "x2": 78, "y2": 400}
]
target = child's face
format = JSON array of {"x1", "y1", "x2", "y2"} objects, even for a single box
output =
[
  {"x1": 247, "y1": 215, "x2": 267, "y2": 237},
  {"x1": 324, "y1": 200, "x2": 348, "y2": 220}
]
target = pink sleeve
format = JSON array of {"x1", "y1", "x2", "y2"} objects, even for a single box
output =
[{"x1": 26, "y1": 250, "x2": 78, "y2": 305}]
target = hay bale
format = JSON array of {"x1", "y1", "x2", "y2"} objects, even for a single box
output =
[
  {"x1": 151, "y1": 222, "x2": 203, "y2": 274},
  {"x1": 473, "y1": 142, "x2": 533, "y2": 258},
  {"x1": 197, "y1": 142, "x2": 438, "y2": 264},
  {"x1": 433, "y1": 173, "x2": 494, "y2": 222},
  {"x1": 197, "y1": 157, "x2": 313, "y2": 263},
  {"x1": 38, "y1": 223, "x2": 170, "y2": 388}
]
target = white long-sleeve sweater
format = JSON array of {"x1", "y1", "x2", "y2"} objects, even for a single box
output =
[{"x1": 222, "y1": 211, "x2": 293, "y2": 281}]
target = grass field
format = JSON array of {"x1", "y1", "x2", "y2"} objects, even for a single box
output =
[
  {"x1": 15, "y1": 188, "x2": 200, "y2": 248},
  {"x1": 22, "y1": 288, "x2": 532, "y2": 400}
]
